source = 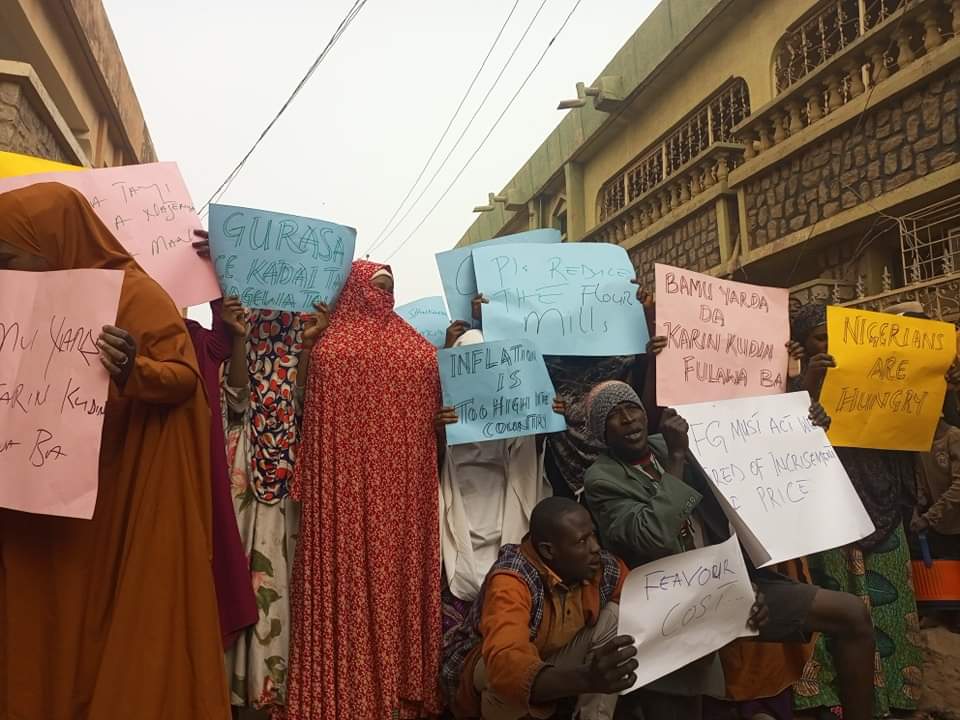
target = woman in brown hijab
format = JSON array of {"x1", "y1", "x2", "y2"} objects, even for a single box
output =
[{"x1": 0, "y1": 183, "x2": 230, "y2": 719}]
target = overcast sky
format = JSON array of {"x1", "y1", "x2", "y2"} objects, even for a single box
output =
[{"x1": 101, "y1": 0, "x2": 659, "y2": 320}]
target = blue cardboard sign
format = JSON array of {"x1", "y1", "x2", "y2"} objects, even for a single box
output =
[
  {"x1": 436, "y1": 229, "x2": 561, "y2": 324},
  {"x1": 396, "y1": 296, "x2": 449, "y2": 349},
  {"x1": 439, "y1": 338, "x2": 566, "y2": 445},
  {"x1": 473, "y1": 243, "x2": 649, "y2": 356},
  {"x1": 208, "y1": 203, "x2": 357, "y2": 312}
]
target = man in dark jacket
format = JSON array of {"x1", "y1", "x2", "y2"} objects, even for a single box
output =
[{"x1": 582, "y1": 381, "x2": 876, "y2": 720}]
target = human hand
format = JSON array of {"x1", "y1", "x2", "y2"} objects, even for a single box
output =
[
  {"x1": 747, "y1": 585, "x2": 770, "y2": 631},
  {"x1": 808, "y1": 401, "x2": 831, "y2": 430},
  {"x1": 301, "y1": 302, "x2": 331, "y2": 351},
  {"x1": 803, "y1": 353, "x2": 836, "y2": 394},
  {"x1": 630, "y1": 277, "x2": 653, "y2": 307},
  {"x1": 946, "y1": 358, "x2": 960, "y2": 390},
  {"x1": 659, "y1": 407, "x2": 689, "y2": 456},
  {"x1": 646, "y1": 335, "x2": 668, "y2": 356},
  {"x1": 98, "y1": 325, "x2": 137, "y2": 387},
  {"x1": 220, "y1": 296, "x2": 246, "y2": 338},
  {"x1": 471, "y1": 293, "x2": 489, "y2": 322},
  {"x1": 444, "y1": 320, "x2": 471, "y2": 348},
  {"x1": 192, "y1": 228, "x2": 210, "y2": 259},
  {"x1": 581, "y1": 636, "x2": 639, "y2": 695},
  {"x1": 786, "y1": 341, "x2": 805, "y2": 378},
  {"x1": 910, "y1": 510, "x2": 930, "y2": 534},
  {"x1": 434, "y1": 406, "x2": 459, "y2": 432},
  {"x1": 552, "y1": 397, "x2": 567, "y2": 417}
]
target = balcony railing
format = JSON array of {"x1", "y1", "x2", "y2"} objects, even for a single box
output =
[
  {"x1": 587, "y1": 142, "x2": 744, "y2": 245},
  {"x1": 598, "y1": 79, "x2": 750, "y2": 222},
  {"x1": 735, "y1": 0, "x2": 958, "y2": 161}
]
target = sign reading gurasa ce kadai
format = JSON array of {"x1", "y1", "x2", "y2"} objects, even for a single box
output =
[
  {"x1": 820, "y1": 305, "x2": 955, "y2": 451},
  {"x1": 0, "y1": 268, "x2": 124, "y2": 519},
  {"x1": 654, "y1": 264, "x2": 790, "y2": 406},
  {"x1": 207, "y1": 203, "x2": 357, "y2": 313},
  {"x1": 0, "y1": 161, "x2": 219, "y2": 308}
]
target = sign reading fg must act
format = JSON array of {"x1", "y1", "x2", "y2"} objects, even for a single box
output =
[{"x1": 208, "y1": 203, "x2": 357, "y2": 313}]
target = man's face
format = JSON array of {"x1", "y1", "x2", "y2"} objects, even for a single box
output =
[
  {"x1": 804, "y1": 324, "x2": 828, "y2": 357},
  {"x1": 605, "y1": 402, "x2": 649, "y2": 460},
  {"x1": 540, "y1": 506, "x2": 602, "y2": 585}
]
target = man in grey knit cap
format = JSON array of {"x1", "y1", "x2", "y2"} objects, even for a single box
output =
[{"x1": 581, "y1": 381, "x2": 877, "y2": 720}]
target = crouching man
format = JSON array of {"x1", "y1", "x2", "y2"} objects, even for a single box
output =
[
  {"x1": 582, "y1": 381, "x2": 877, "y2": 720},
  {"x1": 442, "y1": 497, "x2": 637, "y2": 720}
]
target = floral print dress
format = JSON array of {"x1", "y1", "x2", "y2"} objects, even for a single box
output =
[{"x1": 223, "y1": 311, "x2": 305, "y2": 709}]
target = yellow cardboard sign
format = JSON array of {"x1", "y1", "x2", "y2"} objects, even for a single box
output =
[
  {"x1": 0, "y1": 150, "x2": 81, "y2": 179},
  {"x1": 821, "y1": 305, "x2": 955, "y2": 451}
]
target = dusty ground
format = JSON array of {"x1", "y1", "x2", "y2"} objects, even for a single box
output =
[
  {"x1": 236, "y1": 629, "x2": 960, "y2": 718},
  {"x1": 918, "y1": 626, "x2": 960, "y2": 718}
]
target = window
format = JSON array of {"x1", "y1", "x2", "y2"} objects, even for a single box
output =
[
  {"x1": 900, "y1": 196, "x2": 960, "y2": 284},
  {"x1": 597, "y1": 79, "x2": 750, "y2": 222}
]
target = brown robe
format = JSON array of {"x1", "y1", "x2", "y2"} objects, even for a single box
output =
[{"x1": 0, "y1": 183, "x2": 230, "y2": 719}]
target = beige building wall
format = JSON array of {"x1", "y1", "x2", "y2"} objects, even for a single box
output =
[
  {"x1": 456, "y1": 0, "x2": 960, "y2": 322},
  {"x1": 580, "y1": 0, "x2": 820, "y2": 230},
  {"x1": 0, "y1": 0, "x2": 155, "y2": 167}
]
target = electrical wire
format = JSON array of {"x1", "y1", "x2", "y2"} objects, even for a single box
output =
[
  {"x1": 199, "y1": 0, "x2": 370, "y2": 218},
  {"x1": 381, "y1": 0, "x2": 584, "y2": 263},
  {"x1": 359, "y1": 0, "x2": 521, "y2": 257},
  {"x1": 366, "y1": 0, "x2": 552, "y2": 258}
]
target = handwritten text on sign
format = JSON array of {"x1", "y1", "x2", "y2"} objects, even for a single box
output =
[
  {"x1": 207, "y1": 204, "x2": 357, "y2": 313},
  {"x1": 435, "y1": 229, "x2": 561, "y2": 325},
  {"x1": 438, "y1": 338, "x2": 566, "y2": 445},
  {"x1": 820, "y1": 305, "x2": 955, "y2": 451},
  {"x1": 474, "y1": 243, "x2": 649, "y2": 356},
  {"x1": 617, "y1": 535, "x2": 756, "y2": 692},
  {"x1": 0, "y1": 163, "x2": 218, "y2": 308},
  {"x1": 0, "y1": 269, "x2": 123, "y2": 519},
  {"x1": 396, "y1": 296, "x2": 449, "y2": 349},
  {"x1": 677, "y1": 391, "x2": 874, "y2": 567},
  {"x1": 654, "y1": 264, "x2": 789, "y2": 405}
]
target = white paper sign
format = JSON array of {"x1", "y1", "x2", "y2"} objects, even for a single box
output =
[
  {"x1": 677, "y1": 391, "x2": 875, "y2": 567},
  {"x1": 617, "y1": 535, "x2": 756, "y2": 692}
]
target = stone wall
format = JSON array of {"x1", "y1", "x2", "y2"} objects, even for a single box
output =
[
  {"x1": 628, "y1": 204, "x2": 720, "y2": 288},
  {"x1": 0, "y1": 80, "x2": 73, "y2": 162},
  {"x1": 743, "y1": 64, "x2": 960, "y2": 249}
]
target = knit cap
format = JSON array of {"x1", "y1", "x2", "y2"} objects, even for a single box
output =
[{"x1": 585, "y1": 380, "x2": 644, "y2": 447}]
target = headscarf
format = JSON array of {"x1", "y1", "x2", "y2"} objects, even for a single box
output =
[
  {"x1": 245, "y1": 309, "x2": 304, "y2": 503},
  {"x1": 0, "y1": 182, "x2": 230, "y2": 716},
  {"x1": 584, "y1": 380, "x2": 644, "y2": 447},
  {"x1": 790, "y1": 302, "x2": 827, "y2": 344},
  {"x1": 287, "y1": 258, "x2": 443, "y2": 717}
]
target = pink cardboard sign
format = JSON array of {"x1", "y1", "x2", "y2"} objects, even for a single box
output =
[
  {"x1": 655, "y1": 264, "x2": 790, "y2": 405},
  {"x1": 0, "y1": 162, "x2": 219, "y2": 308},
  {"x1": 0, "y1": 269, "x2": 124, "y2": 518}
]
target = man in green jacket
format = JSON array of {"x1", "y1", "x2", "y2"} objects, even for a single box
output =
[{"x1": 582, "y1": 381, "x2": 876, "y2": 720}]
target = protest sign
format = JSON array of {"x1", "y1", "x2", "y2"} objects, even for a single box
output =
[
  {"x1": 435, "y1": 229, "x2": 561, "y2": 324},
  {"x1": 0, "y1": 150, "x2": 81, "y2": 178},
  {"x1": 655, "y1": 264, "x2": 790, "y2": 405},
  {"x1": 617, "y1": 535, "x2": 756, "y2": 692},
  {"x1": 473, "y1": 242, "x2": 649, "y2": 356},
  {"x1": 207, "y1": 204, "x2": 356, "y2": 312},
  {"x1": 677, "y1": 390, "x2": 874, "y2": 567},
  {"x1": 0, "y1": 162, "x2": 218, "y2": 308},
  {"x1": 396, "y1": 296, "x2": 449, "y2": 349},
  {"x1": 0, "y1": 269, "x2": 123, "y2": 519},
  {"x1": 438, "y1": 338, "x2": 566, "y2": 445},
  {"x1": 820, "y1": 306, "x2": 955, "y2": 451}
]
